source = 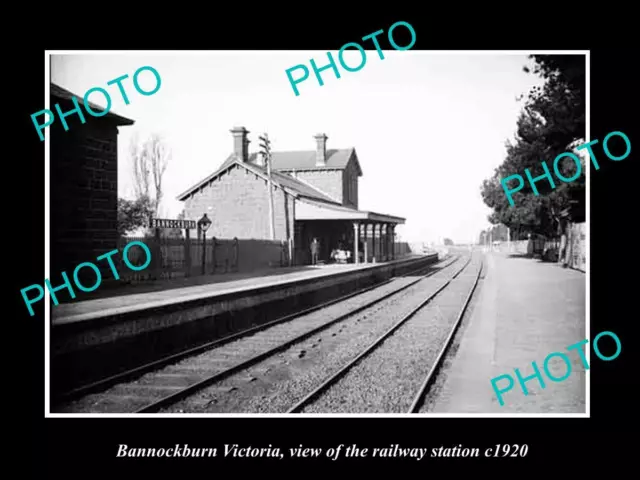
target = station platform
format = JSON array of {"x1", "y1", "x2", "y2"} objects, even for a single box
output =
[
  {"x1": 51, "y1": 253, "x2": 439, "y2": 395},
  {"x1": 428, "y1": 251, "x2": 586, "y2": 414},
  {"x1": 52, "y1": 262, "x2": 384, "y2": 326},
  {"x1": 52, "y1": 254, "x2": 431, "y2": 326}
]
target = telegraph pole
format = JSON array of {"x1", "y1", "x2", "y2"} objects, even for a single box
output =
[{"x1": 259, "y1": 133, "x2": 276, "y2": 240}]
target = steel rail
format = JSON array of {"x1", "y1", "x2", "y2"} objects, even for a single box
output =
[
  {"x1": 407, "y1": 260, "x2": 483, "y2": 413},
  {"x1": 53, "y1": 255, "x2": 451, "y2": 406},
  {"x1": 135, "y1": 255, "x2": 466, "y2": 413},
  {"x1": 286, "y1": 257, "x2": 473, "y2": 413}
]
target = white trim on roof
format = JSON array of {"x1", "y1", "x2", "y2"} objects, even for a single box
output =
[
  {"x1": 176, "y1": 157, "x2": 344, "y2": 205},
  {"x1": 176, "y1": 158, "x2": 299, "y2": 201},
  {"x1": 295, "y1": 198, "x2": 405, "y2": 224}
]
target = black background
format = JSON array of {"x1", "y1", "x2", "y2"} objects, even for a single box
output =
[{"x1": 15, "y1": 11, "x2": 635, "y2": 475}]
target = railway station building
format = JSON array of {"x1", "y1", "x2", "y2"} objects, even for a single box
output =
[{"x1": 177, "y1": 127, "x2": 405, "y2": 266}]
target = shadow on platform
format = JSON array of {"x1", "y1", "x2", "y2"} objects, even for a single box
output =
[
  {"x1": 503, "y1": 252, "x2": 575, "y2": 269},
  {"x1": 504, "y1": 253, "x2": 532, "y2": 259}
]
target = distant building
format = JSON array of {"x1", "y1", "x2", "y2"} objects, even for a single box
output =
[
  {"x1": 177, "y1": 127, "x2": 405, "y2": 265},
  {"x1": 50, "y1": 83, "x2": 134, "y2": 286}
]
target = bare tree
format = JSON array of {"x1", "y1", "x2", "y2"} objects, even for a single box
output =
[
  {"x1": 130, "y1": 133, "x2": 150, "y2": 201},
  {"x1": 129, "y1": 133, "x2": 171, "y2": 217},
  {"x1": 148, "y1": 134, "x2": 170, "y2": 216}
]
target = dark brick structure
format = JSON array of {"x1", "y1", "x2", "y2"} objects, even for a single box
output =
[{"x1": 50, "y1": 83, "x2": 134, "y2": 291}]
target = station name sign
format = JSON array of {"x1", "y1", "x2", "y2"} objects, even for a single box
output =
[{"x1": 150, "y1": 218, "x2": 196, "y2": 229}]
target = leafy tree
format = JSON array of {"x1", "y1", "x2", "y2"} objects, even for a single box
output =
[
  {"x1": 117, "y1": 196, "x2": 153, "y2": 236},
  {"x1": 443, "y1": 238, "x2": 454, "y2": 246},
  {"x1": 480, "y1": 55, "x2": 585, "y2": 237}
]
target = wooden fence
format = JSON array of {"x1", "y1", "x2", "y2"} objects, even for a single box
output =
[
  {"x1": 116, "y1": 236, "x2": 289, "y2": 283},
  {"x1": 114, "y1": 236, "x2": 430, "y2": 285}
]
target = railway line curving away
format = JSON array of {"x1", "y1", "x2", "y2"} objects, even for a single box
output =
[{"x1": 54, "y1": 252, "x2": 485, "y2": 414}]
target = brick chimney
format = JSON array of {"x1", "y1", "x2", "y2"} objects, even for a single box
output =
[
  {"x1": 314, "y1": 133, "x2": 328, "y2": 166},
  {"x1": 231, "y1": 126, "x2": 249, "y2": 162},
  {"x1": 244, "y1": 136, "x2": 251, "y2": 160}
]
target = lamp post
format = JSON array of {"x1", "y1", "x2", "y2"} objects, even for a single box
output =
[{"x1": 197, "y1": 213, "x2": 212, "y2": 275}]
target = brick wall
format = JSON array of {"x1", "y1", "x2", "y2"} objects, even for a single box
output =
[
  {"x1": 183, "y1": 163, "x2": 294, "y2": 243},
  {"x1": 341, "y1": 161, "x2": 358, "y2": 209},
  {"x1": 291, "y1": 169, "x2": 343, "y2": 204},
  {"x1": 50, "y1": 107, "x2": 120, "y2": 291},
  {"x1": 353, "y1": 164, "x2": 359, "y2": 208}
]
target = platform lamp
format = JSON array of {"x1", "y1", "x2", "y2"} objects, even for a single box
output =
[{"x1": 197, "y1": 213, "x2": 212, "y2": 274}]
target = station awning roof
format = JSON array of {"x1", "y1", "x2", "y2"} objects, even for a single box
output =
[{"x1": 295, "y1": 198, "x2": 405, "y2": 224}]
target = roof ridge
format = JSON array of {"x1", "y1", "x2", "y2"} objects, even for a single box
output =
[
  {"x1": 270, "y1": 147, "x2": 349, "y2": 153},
  {"x1": 268, "y1": 147, "x2": 355, "y2": 172}
]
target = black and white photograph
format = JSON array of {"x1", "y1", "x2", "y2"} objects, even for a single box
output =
[{"x1": 41, "y1": 50, "x2": 590, "y2": 417}]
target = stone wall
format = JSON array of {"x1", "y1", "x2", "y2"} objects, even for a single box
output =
[
  {"x1": 182, "y1": 163, "x2": 295, "y2": 243},
  {"x1": 341, "y1": 161, "x2": 359, "y2": 209},
  {"x1": 291, "y1": 169, "x2": 343, "y2": 203}
]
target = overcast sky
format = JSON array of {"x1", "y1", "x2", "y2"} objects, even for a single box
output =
[{"x1": 50, "y1": 51, "x2": 546, "y2": 244}]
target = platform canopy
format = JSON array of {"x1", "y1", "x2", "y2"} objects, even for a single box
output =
[{"x1": 295, "y1": 198, "x2": 405, "y2": 224}]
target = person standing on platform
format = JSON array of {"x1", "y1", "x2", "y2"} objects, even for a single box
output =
[{"x1": 311, "y1": 237, "x2": 320, "y2": 265}]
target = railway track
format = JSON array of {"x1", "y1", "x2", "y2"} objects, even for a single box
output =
[
  {"x1": 289, "y1": 255, "x2": 482, "y2": 414},
  {"x1": 54, "y1": 254, "x2": 461, "y2": 413}
]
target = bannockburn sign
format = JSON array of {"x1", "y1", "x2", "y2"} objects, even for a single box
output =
[{"x1": 150, "y1": 218, "x2": 197, "y2": 229}]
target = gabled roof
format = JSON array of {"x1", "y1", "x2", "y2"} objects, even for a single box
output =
[
  {"x1": 50, "y1": 83, "x2": 135, "y2": 126},
  {"x1": 176, "y1": 155, "x2": 340, "y2": 204},
  {"x1": 244, "y1": 148, "x2": 363, "y2": 176}
]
